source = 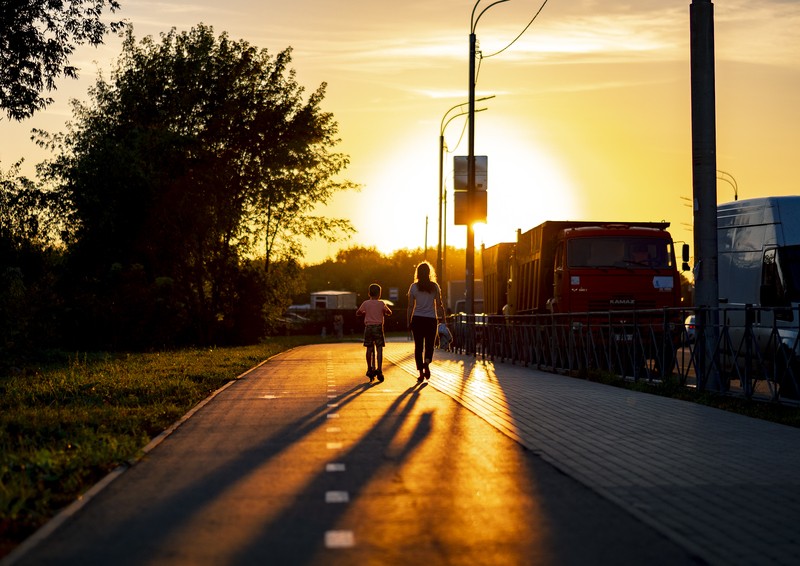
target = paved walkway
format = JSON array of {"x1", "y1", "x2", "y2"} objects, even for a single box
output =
[
  {"x1": 385, "y1": 340, "x2": 800, "y2": 566},
  {"x1": 4, "y1": 339, "x2": 800, "y2": 565}
]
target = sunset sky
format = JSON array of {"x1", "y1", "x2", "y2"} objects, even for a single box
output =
[{"x1": 2, "y1": 0, "x2": 799, "y2": 265}]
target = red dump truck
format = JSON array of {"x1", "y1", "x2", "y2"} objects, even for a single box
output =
[
  {"x1": 482, "y1": 220, "x2": 682, "y2": 315},
  {"x1": 481, "y1": 221, "x2": 684, "y2": 376}
]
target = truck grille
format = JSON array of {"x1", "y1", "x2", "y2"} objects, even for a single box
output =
[{"x1": 588, "y1": 299, "x2": 658, "y2": 311}]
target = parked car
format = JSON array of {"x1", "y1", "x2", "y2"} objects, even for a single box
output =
[
  {"x1": 684, "y1": 314, "x2": 696, "y2": 343},
  {"x1": 276, "y1": 312, "x2": 311, "y2": 334}
]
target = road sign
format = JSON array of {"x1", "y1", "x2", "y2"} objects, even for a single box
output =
[
  {"x1": 454, "y1": 190, "x2": 487, "y2": 225},
  {"x1": 454, "y1": 156, "x2": 487, "y2": 191}
]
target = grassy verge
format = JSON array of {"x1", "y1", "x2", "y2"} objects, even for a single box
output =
[
  {"x1": 0, "y1": 336, "x2": 320, "y2": 558},
  {"x1": 586, "y1": 371, "x2": 800, "y2": 428}
]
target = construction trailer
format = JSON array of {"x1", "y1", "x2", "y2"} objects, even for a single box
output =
[{"x1": 309, "y1": 290, "x2": 357, "y2": 310}]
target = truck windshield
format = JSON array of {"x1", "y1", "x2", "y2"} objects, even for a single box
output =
[{"x1": 568, "y1": 237, "x2": 673, "y2": 269}]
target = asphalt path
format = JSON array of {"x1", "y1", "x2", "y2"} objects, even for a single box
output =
[{"x1": 6, "y1": 343, "x2": 700, "y2": 565}]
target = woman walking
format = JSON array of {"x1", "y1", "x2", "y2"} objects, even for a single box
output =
[{"x1": 407, "y1": 261, "x2": 445, "y2": 383}]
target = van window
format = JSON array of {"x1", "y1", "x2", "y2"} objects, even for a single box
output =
[
  {"x1": 762, "y1": 249, "x2": 783, "y2": 304},
  {"x1": 762, "y1": 248, "x2": 795, "y2": 320},
  {"x1": 775, "y1": 246, "x2": 800, "y2": 302}
]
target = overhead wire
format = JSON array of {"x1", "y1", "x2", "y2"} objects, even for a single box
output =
[
  {"x1": 482, "y1": 0, "x2": 551, "y2": 60},
  {"x1": 449, "y1": 114, "x2": 470, "y2": 155},
  {"x1": 463, "y1": 1, "x2": 552, "y2": 155},
  {"x1": 474, "y1": 54, "x2": 484, "y2": 90}
]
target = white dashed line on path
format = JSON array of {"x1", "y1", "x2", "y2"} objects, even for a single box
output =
[
  {"x1": 325, "y1": 491, "x2": 350, "y2": 504},
  {"x1": 325, "y1": 530, "x2": 355, "y2": 548}
]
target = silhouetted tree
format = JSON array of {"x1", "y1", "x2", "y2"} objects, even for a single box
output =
[
  {"x1": 36, "y1": 24, "x2": 355, "y2": 345},
  {"x1": 0, "y1": 0, "x2": 122, "y2": 120},
  {"x1": 0, "y1": 162, "x2": 63, "y2": 363}
]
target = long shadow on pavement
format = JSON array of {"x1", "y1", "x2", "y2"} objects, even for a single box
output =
[
  {"x1": 20, "y1": 380, "x2": 375, "y2": 565},
  {"x1": 229, "y1": 383, "x2": 428, "y2": 563}
]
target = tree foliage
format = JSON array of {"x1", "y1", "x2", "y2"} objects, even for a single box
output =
[
  {"x1": 36, "y1": 24, "x2": 355, "y2": 346},
  {"x1": 0, "y1": 162, "x2": 63, "y2": 362},
  {"x1": 1, "y1": 161, "x2": 47, "y2": 248},
  {"x1": 0, "y1": 0, "x2": 122, "y2": 120}
]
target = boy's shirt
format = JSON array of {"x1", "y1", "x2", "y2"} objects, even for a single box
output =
[{"x1": 357, "y1": 299, "x2": 392, "y2": 325}]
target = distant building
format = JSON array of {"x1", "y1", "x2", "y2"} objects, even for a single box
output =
[{"x1": 310, "y1": 290, "x2": 357, "y2": 310}]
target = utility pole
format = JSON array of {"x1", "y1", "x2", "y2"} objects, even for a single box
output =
[
  {"x1": 690, "y1": 0, "x2": 721, "y2": 391},
  {"x1": 442, "y1": 98, "x2": 491, "y2": 317},
  {"x1": 466, "y1": 30, "x2": 477, "y2": 316},
  {"x1": 438, "y1": 132, "x2": 445, "y2": 281},
  {"x1": 424, "y1": 215, "x2": 429, "y2": 260},
  {"x1": 466, "y1": 0, "x2": 508, "y2": 317}
]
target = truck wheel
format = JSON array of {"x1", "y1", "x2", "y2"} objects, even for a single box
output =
[
  {"x1": 651, "y1": 334, "x2": 677, "y2": 379},
  {"x1": 651, "y1": 355, "x2": 676, "y2": 380}
]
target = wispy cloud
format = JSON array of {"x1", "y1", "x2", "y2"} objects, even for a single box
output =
[
  {"x1": 117, "y1": 1, "x2": 239, "y2": 33},
  {"x1": 120, "y1": 0, "x2": 799, "y2": 76},
  {"x1": 257, "y1": 8, "x2": 688, "y2": 74},
  {"x1": 714, "y1": 0, "x2": 800, "y2": 67}
]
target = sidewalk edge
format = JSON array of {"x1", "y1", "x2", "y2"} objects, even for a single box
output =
[{"x1": 0, "y1": 351, "x2": 284, "y2": 566}]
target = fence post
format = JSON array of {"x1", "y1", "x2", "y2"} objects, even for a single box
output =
[{"x1": 743, "y1": 304, "x2": 753, "y2": 397}]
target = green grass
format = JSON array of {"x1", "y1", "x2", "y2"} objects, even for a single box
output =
[
  {"x1": 0, "y1": 336, "x2": 320, "y2": 558},
  {"x1": 585, "y1": 370, "x2": 800, "y2": 428}
]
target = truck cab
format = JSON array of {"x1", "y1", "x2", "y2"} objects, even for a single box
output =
[
  {"x1": 551, "y1": 225, "x2": 681, "y2": 314},
  {"x1": 482, "y1": 220, "x2": 683, "y2": 377}
]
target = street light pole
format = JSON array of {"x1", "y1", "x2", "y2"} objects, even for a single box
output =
[
  {"x1": 443, "y1": 187, "x2": 448, "y2": 297},
  {"x1": 439, "y1": 112, "x2": 463, "y2": 308},
  {"x1": 467, "y1": 30, "x2": 477, "y2": 316},
  {"x1": 438, "y1": 131, "x2": 445, "y2": 284},
  {"x1": 716, "y1": 169, "x2": 738, "y2": 201},
  {"x1": 690, "y1": 0, "x2": 720, "y2": 391},
  {"x1": 467, "y1": 0, "x2": 509, "y2": 315},
  {"x1": 438, "y1": 98, "x2": 493, "y2": 309},
  {"x1": 438, "y1": 102, "x2": 470, "y2": 294},
  {"x1": 424, "y1": 215, "x2": 429, "y2": 259}
]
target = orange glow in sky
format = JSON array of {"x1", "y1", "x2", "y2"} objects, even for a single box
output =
[{"x1": 2, "y1": 1, "x2": 799, "y2": 265}]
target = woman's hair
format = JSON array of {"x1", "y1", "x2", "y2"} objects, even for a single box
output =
[{"x1": 414, "y1": 261, "x2": 437, "y2": 294}]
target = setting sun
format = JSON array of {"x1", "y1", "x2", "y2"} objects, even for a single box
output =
[
  {"x1": 1, "y1": 1, "x2": 798, "y2": 266},
  {"x1": 466, "y1": 114, "x2": 580, "y2": 250}
]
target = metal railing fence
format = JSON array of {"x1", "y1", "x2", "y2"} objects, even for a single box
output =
[{"x1": 448, "y1": 305, "x2": 800, "y2": 402}]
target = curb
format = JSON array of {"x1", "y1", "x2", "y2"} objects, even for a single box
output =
[{"x1": 0, "y1": 354, "x2": 278, "y2": 566}]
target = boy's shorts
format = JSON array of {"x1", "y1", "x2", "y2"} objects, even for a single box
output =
[{"x1": 363, "y1": 324, "x2": 385, "y2": 348}]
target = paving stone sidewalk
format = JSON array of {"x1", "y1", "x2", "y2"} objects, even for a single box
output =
[
  {"x1": 4, "y1": 342, "x2": 696, "y2": 566},
  {"x1": 384, "y1": 339, "x2": 800, "y2": 566}
]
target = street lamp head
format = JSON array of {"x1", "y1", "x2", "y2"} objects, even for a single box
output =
[
  {"x1": 440, "y1": 96, "x2": 494, "y2": 135},
  {"x1": 471, "y1": 0, "x2": 512, "y2": 34}
]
